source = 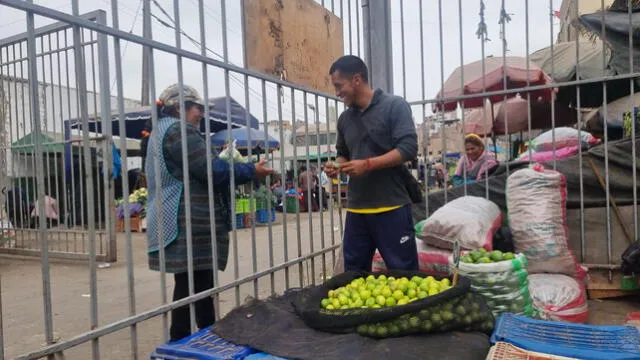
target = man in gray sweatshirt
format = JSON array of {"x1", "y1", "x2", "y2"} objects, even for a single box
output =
[{"x1": 324, "y1": 55, "x2": 419, "y2": 272}]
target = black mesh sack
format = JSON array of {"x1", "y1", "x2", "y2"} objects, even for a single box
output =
[
  {"x1": 355, "y1": 292, "x2": 495, "y2": 339},
  {"x1": 293, "y1": 270, "x2": 471, "y2": 332}
]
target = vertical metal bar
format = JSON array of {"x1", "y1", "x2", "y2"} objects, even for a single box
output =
[
  {"x1": 276, "y1": 85, "x2": 290, "y2": 290},
  {"x1": 144, "y1": 0, "x2": 169, "y2": 341},
  {"x1": 356, "y1": 0, "x2": 361, "y2": 57},
  {"x1": 46, "y1": 34, "x2": 62, "y2": 252},
  {"x1": 96, "y1": 11, "x2": 115, "y2": 261},
  {"x1": 246, "y1": 75, "x2": 259, "y2": 296},
  {"x1": 399, "y1": 0, "x2": 406, "y2": 99},
  {"x1": 25, "y1": 1, "x2": 55, "y2": 353},
  {"x1": 172, "y1": 0, "x2": 197, "y2": 332},
  {"x1": 303, "y1": 93, "x2": 316, "y2": 284},
  {"x1": 38, "y1": 36, "x2": 53, "y2": 248},
  {"x1": 88, "y1": 29, "x2": 104, "y2": 234},
  {"x1": 2, "y1": 46, "x2": 18, "y2": 250},
  {"x1": 70, "y1": 1, "x2": 99, "y2": 356},
  {"x1": 333, "y1": 98, "x2": 344, "y2": 241},
  {"x1": 205, "y1": 0, "x2": 220, "y2": 317},
  {"x1": 458, "y1": 0, "x2": 467, "y2": 195},
  {"x1": 574, "y1": 0, "x2": 586, "y2": 263},
  {"x1": 55, "y1": 31, "x2": 69, "y2": 237},
  {"x1": 323, "y1": 101, "x2": 334, "y2": 270},
  {"x1": 261, "y1": 79, "x2": 276, "y2": 295},
  {"x1": 111, "y1": 1, "x2": 138, "y2": 355},
  {"x1": 600, "y1": 0, "x2": 613, "y2": 278},
  {"x1": 549, "y1": 0, "x2": 557, "y2": 170},
  {"x1": 500, "y1": 0, "x2": 510, "y2": 174},
  {"x1": 219, "y1": 0, "x2": 241, "y2": 308},
  {"x1": 0, "y1": 274, "x2": 3, "y2": 360},
  {"x1": 524, "y1": 0, "x2": 533, "y2": 161},
  {"x1": 292, "y1": 88, "x2": 303, "y2": 287},
  {"x1": 629, "y1": 0, "x2": 638, "y2": 241},
  {"x1": 63, "y1": 30, "x2": 79, "y2": 234},
  {"x1": 348, "y1": 0, "x2": 353, "y2": 54},
  {"x1": 437, "y1": 0, "x2": 448, "y2": 202},
  {"x1": 418, "y1": 0, "x2": 428, "y2": 211},
  {"x1": 19, "y1": 43, "x2": 34, "y2": 249}
]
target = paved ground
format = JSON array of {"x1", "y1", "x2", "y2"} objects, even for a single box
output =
[
  {"x1": 1, "y1": 210, "x2": 344, "y2": 359},
  {"x1": 1, "y1": 208, "x2": 639, "y2": 359}
]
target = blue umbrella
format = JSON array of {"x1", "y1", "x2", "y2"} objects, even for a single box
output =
[
  {"x1": 210, "y1": 128, "x2": 279, "y2": 150},
  {"x1": 64, "y1": 96, "x2": 260, "y2": 139}
]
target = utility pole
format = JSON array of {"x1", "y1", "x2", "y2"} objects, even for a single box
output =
[
  {"x1": 141, "y1": 0, "x2": 151, "y2": 106},
  {"x1": 362, "y1": 0, "x2": 393, "y2": 93}
]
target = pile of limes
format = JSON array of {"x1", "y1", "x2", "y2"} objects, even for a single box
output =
[
  {"x1": 460, "y1": 248, "x2": 515, "y2": 264},
  {"x1": 355, "y1": 292, "x2": 495, "y2": 338},
  {"x1": 320, "y1": 275, "x2": 452, "y2": 310}
]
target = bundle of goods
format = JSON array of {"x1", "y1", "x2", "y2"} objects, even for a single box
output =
[
  {"x1": 527, "y1": 274, "x2": 588, "y2": 324},
  {"x1": 455, "y1": 248, "x2": 534, "y2": 317},
  {"x1": 506, "y1": 165, "x2": 579, "y2": 277},
  {"x1": 372, "y1": 241, "x2": 451, "y2": 276},
  {"x1": 294, "y1": 270, "x2": 494, "y2": 339},
  {"x1": 528, "y1": 127, "x2": 600, "y2": 152},
  {"x1": 417, "y1": 196, "x2": 502, "y2": 251},
  {"x1": 517, "y1": 127, "x2": 600, "y2": 162}
]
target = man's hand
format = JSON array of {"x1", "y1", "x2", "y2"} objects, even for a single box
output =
[
  {"x1": 324, "y1": 161, "x2": 341, "y2": 178},
  {"x1": 341, "y1": 159, "x2": 370, "y2": 177},
  {"x1": 254, "y1": 159, "x2": 274, "y2": 179}
]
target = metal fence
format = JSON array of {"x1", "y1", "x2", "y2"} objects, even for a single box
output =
[{"x1": 0, "y1": 0, "x2": 637, "y2": 359}]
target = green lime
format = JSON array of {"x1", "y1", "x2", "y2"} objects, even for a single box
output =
[
  {"x1": 389, "y1": 324, "x2": 400, "y2": 335},
  {"x1": 455, "y1": 305, "x2": 467, "y2": 316},
  {"x1": 489, "y1": 250, "x2": 504, "y2": 262},
  {"x1": 503, "y1": 252, "x2": 515, "y2": 260},
  {"x1": 477, "y1": 257, "x2": 492, "y2": 264},
  {"x1": 376, "y1": 325, "x2": 389, "y2": 338},
  {"x1": 397, "y1": 298, "x2": 409, "y2": 305},
  {"x1": 326, "y1": 304, "x2": 335, "y2": 310},
  {"x1": 409, "y1": 316, "x2": 421, "y2": 329},
  {"x1": 479, "y1": 248, "x2": 487, "y2": 254},
  {"x1": 431, "y1": 313, "x2": 442, "y2": 324},
  {"x1": 441, "y1": 310, "x2": 454, "y2": 322},
  {"x1": 385, "y1": 297, "x2": 397, "y2": 307},
  {"x1": 381, "y1": 287, "x2": 392, "y2": 298},
  {"x1": 417, "y1": 291, "x2": 428, "y2": 299},
  {"x1": 376, "y1": 295, "x2": 386, "y2": 306},
  {"x1": 320, "y1": 298, "x2": 330, "y2": 308},
  {"x1": 365, "y1": 297, "x2": 376, "y2": 308},
  {"x1": 357, "y1": 324, "x2": 368, "y2": 334},
  {"x1": 460, "y1": 255, "x2": 474, "y2": 263},
  {"x1": 470, "y1": 250, "x2": 483, "y2": 261}
]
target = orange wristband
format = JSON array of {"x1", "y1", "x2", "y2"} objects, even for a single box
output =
[{"x1": 366, "y1": 158, "x2": 372, "y2": 171}]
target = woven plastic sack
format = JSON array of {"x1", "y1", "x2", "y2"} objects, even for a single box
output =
[
  {"x1": 372, "y1": 242, "x2": 451, "y2": 276},
  {"x1": 454, "y1": 253, "x2": 535, "y2": 317},
  {"x1": 293, "y1": 270, "x2": 494, "y2": 339},
  {"x1": 528, "y1": 127, "x2": 600, "y2": 152},
  {"x1": 418, "y1": 196, "x2": 501, "y2": 251},
  {"x1": 517, "y1": 145, "x2": 580, "y2": 163},
  {"x1": 506, "y1": 165, "x2": 578, "y2": 277},
  {"x1": 528, "y1": 274, "x2": 589, "y2": 324}
]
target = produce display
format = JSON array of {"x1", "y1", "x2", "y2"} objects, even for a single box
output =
[
  {"x1": 454, "y1": 250, "x2": 535, "y2": 318},
  {"x1": 460, "y1": 248, "x2": 515, "y2": 264},
  {"x1": 354, "y1": 292, "x2": 495, "y2": 338},
  {"x1": 296, "y1": 271, "x2": 495, "y2": 339},
  {"x1": 320, "y1": 275, "x2": 452, "y2": 310}
]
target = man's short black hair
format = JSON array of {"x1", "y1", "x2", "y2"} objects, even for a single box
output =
[{"x1": 329, "y1": 55, "x2": 368, "y2": 83}]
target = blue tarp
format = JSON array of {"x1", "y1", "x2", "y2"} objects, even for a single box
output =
[
  {"x1": 210, "y1": 128, "x2": 279, "y2": 150},
  {"x1": 63, "y1": 96, "x2": 260, "y2": 140}
]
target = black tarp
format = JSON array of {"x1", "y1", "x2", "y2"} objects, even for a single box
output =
[
  {"x1": 578, "y1": 8, "x2": 640, "y2": 81},
  {"x1": 212, "y1": 289, "x2": 491, "y2": 360},
  {"x1": 412, "y1": 138, "x2": 640, "y2": 221}
]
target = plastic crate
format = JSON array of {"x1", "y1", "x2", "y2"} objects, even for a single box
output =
[
  {"x1": 486, "y1": 342, "x2": 578, "y2": 360},
  {"x1": 491, "y1": 313, "x2": 640, "y2": 360},
  {"x1": 244, "y1": 353, "x2": 290, "y2": 360},
  {"x1": 154, "y1": 327, "x2": 256, "y2": 360},
  {"x1": 234, "y1": 213, "x2": 244, "y2": 229},
  {"x1": 255, "y1": 209, "x2": 276, "y2": 224}
]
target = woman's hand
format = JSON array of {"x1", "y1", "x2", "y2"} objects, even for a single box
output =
[{"x1": 254, "y1": 159, "x2": 274, "y2": 179}]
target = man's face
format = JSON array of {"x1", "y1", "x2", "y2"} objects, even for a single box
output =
[{"x1": 331, "y1": 70, "x2": 359, "y2": 107}]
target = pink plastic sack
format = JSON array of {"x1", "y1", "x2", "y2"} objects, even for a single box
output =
[
  {"x1": 517, "y1": 145, "x2": 580, "y2": 162},
  {"x1": 528, "y1": 273, "x2": 589, "y2": 323},
  {"x1": 372, "y1": 241, "x2": 452, "y2": 276},
  {"x1": 529, "y1": 127, "x2": 600, "y2": 152},
  {"x1": 506, "y1": 165, "x2": 578, "y2": 276},
  {"x1": 418, "y1": 196, "x2": 501, "y2": 251}
]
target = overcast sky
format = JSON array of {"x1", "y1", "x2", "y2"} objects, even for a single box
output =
[{"x1": 0, "y1": 0, "x2": 562, "y2": 125}]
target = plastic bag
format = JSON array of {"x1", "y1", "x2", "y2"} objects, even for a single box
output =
[
  {"x1": 454, "y1": 253, "x2": 535, "y2": 317},
  {"x1": 219, "y1": 140, "x2": 247, "y2": 163},
  {"x1": 517, "y1": 145, "x2": 580, "y2": 162},
  {"x1": 528, "y1": 127, "x2": 600, "y2": 152},
  {"x1": 372, "y1": 242, "x2": 452, "y2": 276},
  {"x1": 528, "y1": 273, "x2": 589, "y2": 323},
  {"x1": 506, "y1": 165, "x2": 578, "y2": 276},
  {"x1": 293, "y1": 270, "x2": 494, "y2": 338},
  {"x1": 418, "y1": 196, "x2": 501, "y2": 251}
]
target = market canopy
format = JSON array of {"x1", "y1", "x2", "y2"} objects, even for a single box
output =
[
  {"x1": 433, "y1": 56, "x2": 555, "y2": 112},
  {"x1": 210, "y1": 128, "x2": 279, "y2": 150},
  {"x1": 64, "y1": 96, "x2": 260, "y2": 140},
  {"x1": 530, "y1": 41, "x2": 612, "y2": 83},
  {"x1": 11, "y1": 131, "x2": 140, "y2": 156},
  {"x1": 285, "y1": 152, "x2": 337, "y2": 161}
]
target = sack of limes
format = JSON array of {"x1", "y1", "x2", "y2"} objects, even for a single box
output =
[
  {"x1": 453, "y1": 249, "x2": 535, "y2": 317},
  {"x1": 293, "y1": 270, "x2": 495, "y2": 339}
]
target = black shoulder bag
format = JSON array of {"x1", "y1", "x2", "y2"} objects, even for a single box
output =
[{"x1": 352, "y1": 117, "x2": 424, "y2": 204}]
